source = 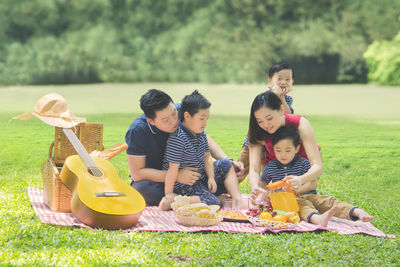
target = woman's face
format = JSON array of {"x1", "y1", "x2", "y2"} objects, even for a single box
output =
[{"x1": 254, "y1": 106, "x2": 284, "y2": 134}]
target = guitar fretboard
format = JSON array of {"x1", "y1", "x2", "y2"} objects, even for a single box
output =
[{"x1": 63, "y1": 128, "x2": 103, "y2": 177}]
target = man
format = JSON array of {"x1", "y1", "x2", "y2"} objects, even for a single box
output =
[{"x1": 125, "y1": 89, "x2": 244, "y2": 206}]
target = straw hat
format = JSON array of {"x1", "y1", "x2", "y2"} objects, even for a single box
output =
[{"x1": 13, "y1": 93, "x2": 86, "y2": 128}]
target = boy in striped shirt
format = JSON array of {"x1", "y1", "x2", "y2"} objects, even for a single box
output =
[
  {"x1": 159, "y1": 90, "x2": 242, "y2": 210},
  {"x1": 259, "y1": 125, "x2": 373, "y2": 227}
]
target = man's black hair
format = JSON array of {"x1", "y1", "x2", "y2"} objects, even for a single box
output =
[
  {"x1": 140, "y1": 89, "x2": 173, "y2": 120},
  {"x1": 181, "y1": 90, "x2": 211, "y2": 121},
  {"x1": 271, "y1": 125, "x2": 300, "y2": 147}
]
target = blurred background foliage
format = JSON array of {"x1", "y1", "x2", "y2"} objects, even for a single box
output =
[{"x1": 0, "y1": 0, "x2": 399, "y2": 85}]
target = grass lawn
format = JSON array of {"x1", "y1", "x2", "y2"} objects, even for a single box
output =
[{"x1": 1, "y1": 84, "x2": 400, "y2": 265}]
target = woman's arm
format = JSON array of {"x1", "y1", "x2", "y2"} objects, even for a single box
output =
[
  {"x1": 165, "y1": 162, "x2": 180, "y2": 195},
  {"x1": 296, "y1": 180, "x2": 318, "y2": 195},
  {"x1": 289, "y1": 117, "x2": 322, "y2": 189},
  {"x1": 248, "y1": 143, "x2": 263, "y2": 190}
]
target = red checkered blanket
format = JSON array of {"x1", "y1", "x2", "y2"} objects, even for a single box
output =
[{"x1": 28, "y1": 188, "x2": 393, "y2": 237}]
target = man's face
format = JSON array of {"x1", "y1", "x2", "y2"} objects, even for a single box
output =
[{"x1": 146, "y1": 102, "x2": 179, "y2": 133}]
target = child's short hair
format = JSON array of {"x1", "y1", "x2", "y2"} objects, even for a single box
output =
[
  {"x1": 181, "y1": 90, "x2": 211, "y2": 121},
  {"x1": 268, "y1": 62, "x2": 294, "y2": 79},
  {"x1": 271, "y1": 125, "x2": 300, "y2": 147},
  {"x1": 140, "y1": 89, "x2": 173, "y2": 120}
]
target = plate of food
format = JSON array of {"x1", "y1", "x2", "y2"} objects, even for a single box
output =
[
  {"x1": 245, "y1": 204, "x2": 300, "y2": 229},
  {"x1": 220, "y1": 210, "x2": 249, "y2": 223}
]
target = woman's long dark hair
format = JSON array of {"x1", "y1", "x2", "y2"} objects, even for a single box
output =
[{"x1": 248, "y1": 91, "x2": 282, "y2": 146}]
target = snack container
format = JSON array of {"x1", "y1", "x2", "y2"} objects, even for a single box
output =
[
  {"x1": 267, "y1": 179, "x2": 300, "y2": 213},
  {"x1": 221, "y1": 195, "x2": 250, "y2": 211}
]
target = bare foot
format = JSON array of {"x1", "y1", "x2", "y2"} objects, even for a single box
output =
[
  {"x1": 310, "y1": 206, "x2": 338, "y2": 227},
  {"x1": 352, "y1": 208, "x2": 374, "y2": 222},
  {"x1": 158, "y1": 196, "x2": 172, "y2": 211}
]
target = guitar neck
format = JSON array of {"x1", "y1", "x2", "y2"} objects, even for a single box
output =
[{"x1": 62, "y1": 128, "x2": 103, "y2": 177}]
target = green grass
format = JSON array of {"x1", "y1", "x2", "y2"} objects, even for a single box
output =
[{"x1": 1, "y1": 84, "x2": 400, "y2": 265}]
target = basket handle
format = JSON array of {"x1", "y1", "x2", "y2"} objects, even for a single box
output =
[{"x1": 48, "y1": 141, "x2": 55, "y2": 158}]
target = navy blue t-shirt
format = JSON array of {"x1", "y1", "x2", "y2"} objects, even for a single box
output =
[
  {"x1": 261, "y1": 155, "x2": 317, "y2": 195},
  {"x1": 125, "y1": 103, "x2": 181, "y2": 170}
]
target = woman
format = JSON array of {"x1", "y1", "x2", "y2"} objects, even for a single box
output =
[{"x1": 247, "y1": 91, "x2": 322, "y2": 194}]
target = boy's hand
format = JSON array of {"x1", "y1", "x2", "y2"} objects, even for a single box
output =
[
  {"x1": 269, "y1": 84, "x2": 285, "y2": 98},
  {"x1": 208, "y1": 178, "x2": 217, "y2": 193},
  {"x1": 269, "y1": 77, "x2": 292, "y2": 96},
  {"x1": 177, "y1": 167, "x2": 200, "y2": 186}
]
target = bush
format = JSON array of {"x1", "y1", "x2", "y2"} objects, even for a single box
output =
[{"x1": 364, "y1": 31, "x2": 400, "y2": 86}]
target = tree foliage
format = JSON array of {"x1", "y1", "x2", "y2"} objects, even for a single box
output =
[
  {"x1": 364, "y1": 29, "x2": 400, "y2": 86},
  {"x1": 0, "y1": 0, "x2": 399, "y2": 85}
]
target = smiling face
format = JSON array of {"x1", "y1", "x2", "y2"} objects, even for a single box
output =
[
  {"x1": 268, "y1": 69, "x2": 294, "y2": 91},
  {"x1": 273, "y1": 138, "x2": 300, "y2": 165},
  {"x1": 183, "y1": 108, "x2": 210, "y2": 135},
  {"x1": 146, "y1": 102, "x2": 179, "y2": 133},
  {"x1": 254, "y1": 106, "x2": 285, "y2": 134}
]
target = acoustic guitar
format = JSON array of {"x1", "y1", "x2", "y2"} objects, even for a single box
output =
[{"x1": 60, "y1": 128, "x2": 145, "y2": 229}]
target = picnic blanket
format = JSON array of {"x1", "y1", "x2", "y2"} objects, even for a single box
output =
[{"x1": 28, "y1": 187, "x2": 393, "y2": 238}]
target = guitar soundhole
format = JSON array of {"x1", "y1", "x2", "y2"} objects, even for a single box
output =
[{"x1": 88, "y1": 167, "x2": 103, "y2": 177}]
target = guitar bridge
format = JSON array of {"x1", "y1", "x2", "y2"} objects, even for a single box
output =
[{"x1": 96, "y1": 192, "x2": 126, "y2": 197}]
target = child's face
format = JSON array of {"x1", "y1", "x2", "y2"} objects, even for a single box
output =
[
  {"x1": 183, "y1": 108, "x2": 210, "y2": 135},
  {"x1": 273, "y1": 138, "x2": 300, "y2": 165},
  {"x1": 269, "y1": 69, "x2": 294, "y2": 91}
]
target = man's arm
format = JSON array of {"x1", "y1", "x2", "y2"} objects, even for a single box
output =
[
  {"x1": 207, "y1": 135, "x2": 229, "y2": 160},
  {"x1": 207, "y1": 135, "x2": 245, "y2": 176},
  {"x1": 127, "y1": 155, "x2": 167, "y2": 182},
  {"x1": 127, "y1": 155, "x2": 201, "y2": 184}
]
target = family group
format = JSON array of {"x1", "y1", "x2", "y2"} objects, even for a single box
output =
[{"x1": 125, "y1": 63, "x2": 373, "y2": 227}]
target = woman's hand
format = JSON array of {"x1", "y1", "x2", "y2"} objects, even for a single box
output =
[
  {"x1": 177, "y1": 167, "x2": 200, "y2": 186},
  {"x1": 285, "y1": 176, "x2": 302, "y2": 192},
  {"x1": 250, "y1": 187, "x2": 268, "y2": 204}
]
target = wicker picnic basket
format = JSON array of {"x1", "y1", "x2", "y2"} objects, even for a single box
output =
[{"x1": 41, "y1": 123, "x2": 104, "y2": 212}]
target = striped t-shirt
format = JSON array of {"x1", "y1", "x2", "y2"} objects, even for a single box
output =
[
  {"x1": 261, "y1": 156, "x2": 317, "y2": 194},
  {"x1": 162, "y1": 122, "x2": 209, "y2": 171}
]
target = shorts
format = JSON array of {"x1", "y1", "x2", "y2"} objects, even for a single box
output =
[{"x1": 131, "y1": 159, "x2": 233, "y2": 206}]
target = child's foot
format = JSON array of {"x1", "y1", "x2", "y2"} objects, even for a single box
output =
[
  {"x1": 352, "y1": 208, "x2": 374, "y2": 222},
  {"x1": 158, "y1": 197, "x2": 172, "y2": 211},
  {"x1": 158, "y1": 193, "x2": 177, "y2": 211},
  {"x1": 310, "y1": 206, "x2": 338, "y2": 227}
]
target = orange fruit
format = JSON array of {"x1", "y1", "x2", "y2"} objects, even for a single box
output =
[
  {"x1": 259, "y1": 212, "x2": 273, "y2": 220},
  {"x1": 273, "y1": 214, "x2": 287, "y2": 223}
]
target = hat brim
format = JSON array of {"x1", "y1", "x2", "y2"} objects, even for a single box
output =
[{"x1": 34, "y1": 113, "x2": 86, "y2": 128}]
